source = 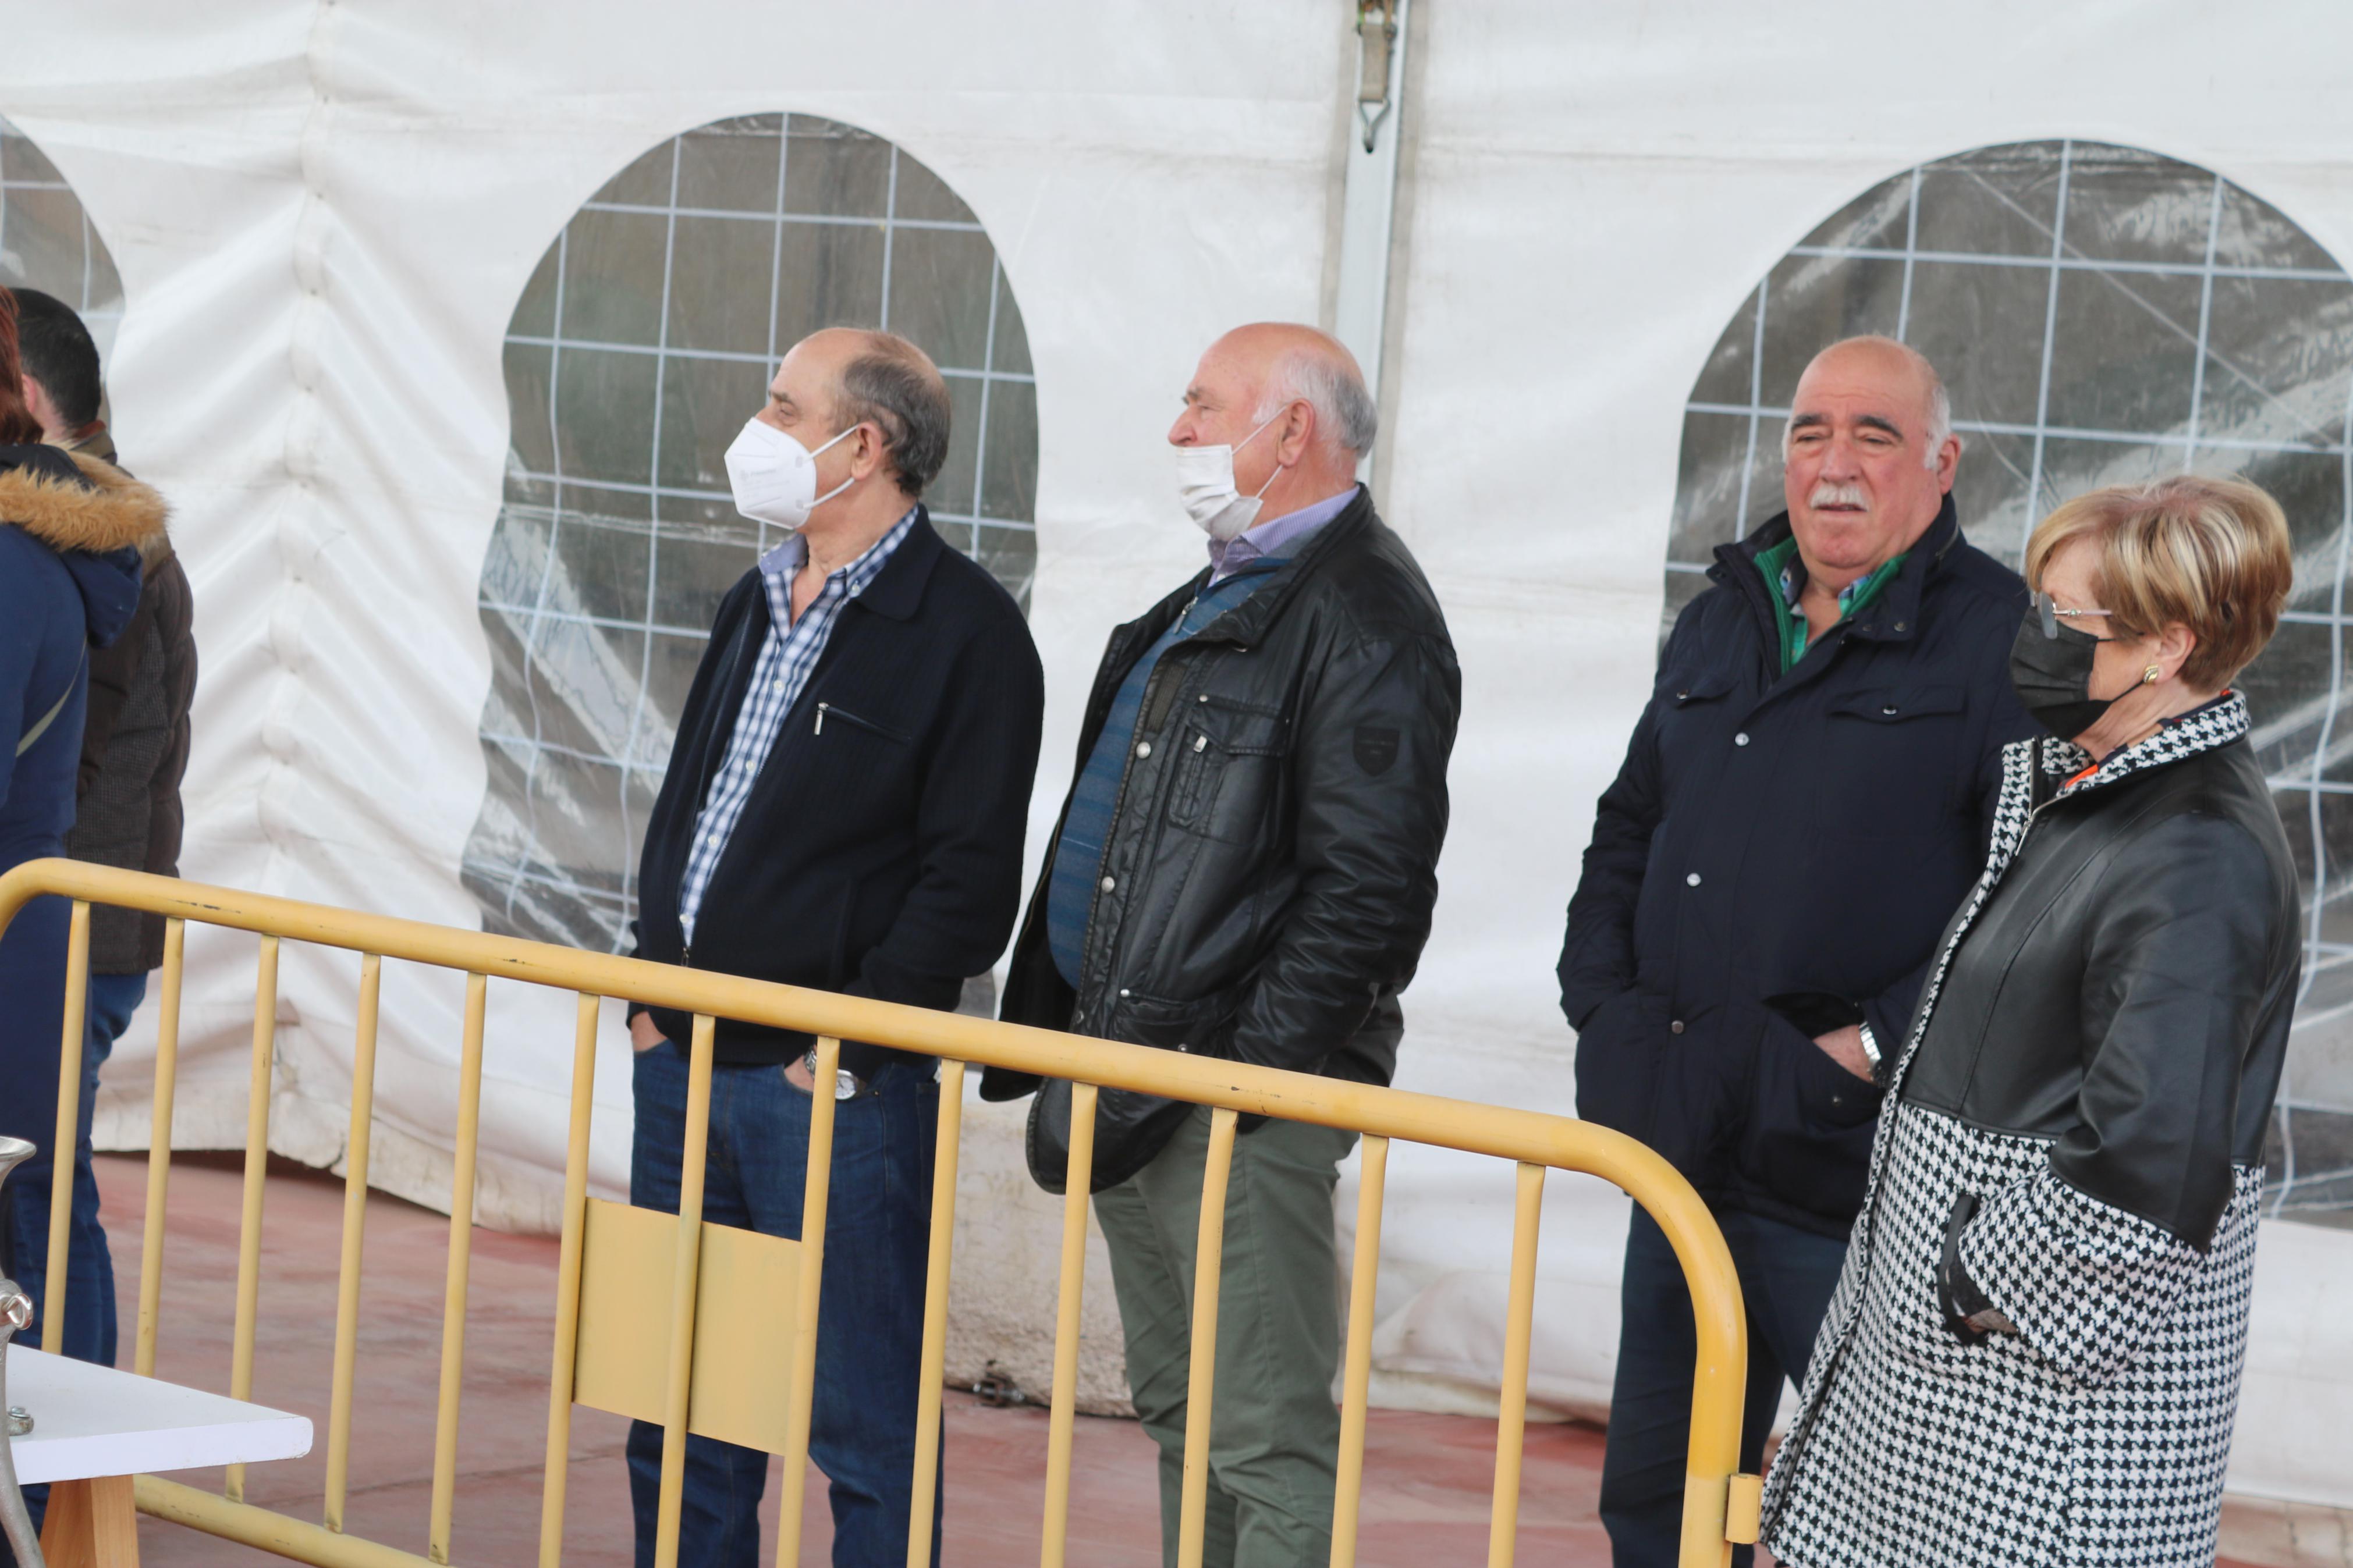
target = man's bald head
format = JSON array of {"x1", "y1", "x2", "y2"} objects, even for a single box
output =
[
  {"x1": 1789, "y1": 336, "x2": 1951, "y2": 470},
  {"x1": 1201, "y1": 323, "x2": 1378, "y2": 459},
  {"x1": 1780, "y1": 335, "x2": 1962, "y2": 584},
  {"x1": 801, "y1": 327, "x2": 953, "y2": 497}
]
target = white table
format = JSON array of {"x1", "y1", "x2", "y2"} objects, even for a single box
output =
[{"x1": 6, "y1": 1346, "x2": 312, "y2": 1566}]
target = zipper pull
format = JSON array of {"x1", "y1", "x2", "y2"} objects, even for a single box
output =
[
  {"x1": 682, "y1": 944, "x2": 691, "y2": 968},
  {"x1": 816, "y1": 702, "x2": 827, "y2": 735}
]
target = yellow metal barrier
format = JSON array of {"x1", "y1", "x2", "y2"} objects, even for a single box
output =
[{"x1": 1, "y1": 858, "x2": 1755, "y2": 1568}]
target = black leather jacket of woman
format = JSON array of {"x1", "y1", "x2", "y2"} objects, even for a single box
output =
[
  {"x1": 987, "y1": 487, "x2": 1461, "y2": 1191},
  {"x1": 1902, "y1": 721, "x2": 2299, "y2": 1250}
]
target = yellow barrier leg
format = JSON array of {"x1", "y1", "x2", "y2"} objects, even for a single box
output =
[
  {"x1": 906, "y1": 1059, "x2": 966, "y2": 1567},
  {"x1": 1486, "y1": 1162, "x2": 1545, "y2": 1568},
  {"x1": 41, "y1": 900, "x2": 91, "y2": 1354},
  {"x1": 133, "y1": 916, "x2": 184, "y2": 1379},
  {"x1": 776, "y1": 1035, "x2": 842, "y2": 1568},
  {"x1": 225, "y1": 934, "x2": 279, "y2": 1503},
  {"x1": 538, "y1": 992, "x2": 603, "y2": 1568},
  {"x1": 1329, "y1": 1133, "x2": 1389, "y2": 1567},
  {"x1": 325, "y1": 953, "x2": 382, "y2": 1534},
  {"x1": 426, "y1": 972, "x2": 489, "y2": 1564},
  {"x1": 1039, "y1": 1081, "x2": 1098, "y2": 1568},
  {"x1": 652, "y1": 1012, "x2": 717, "y2": 1568},
  {"x1": 1174, "y1": 1106, "x2": 1239, "y2": 1568}
]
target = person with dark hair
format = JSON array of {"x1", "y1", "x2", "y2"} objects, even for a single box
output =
[
  {"x1": 12, "y1": 289, "x2": 107, "y2": 459},
  {"x1": 0, "y1": 283, "x2": 164, "y2": 1555},
  {"x1": 12, "y1": 291, "x2": 198, "y2": 1402},
  {"x1": 622, "y1": 327, "x2": 1044, "y2": 1567}
]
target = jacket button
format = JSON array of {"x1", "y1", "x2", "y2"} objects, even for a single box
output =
[
  {"x1": 1685, "y1": 872, "x2": 1702, "y2": 887},
  {"x1": 1135, "y1": 741, "x2": 1152, "y2": 758},
  {"x1": 1894, "y1": 621, "x2": 1909, "y2": 632},
  {"x1": 1882, "y1": 705, "x2": 1898, "y2": 716},
  {"x1": 1676, "y1": 689, "x2": 1690, "y2": 701},
  {"x1": 1670, "y1": 1020, "x2": 1685, "y2": 1034},
  {"x1": 1734, "y1": 732, "x2": 1750, "y2": 746},
  {"x1": 1100, "y1": 876, "x2": 1116, "y2": 893},
  {"x1": 1119, "y1": 988, "x2": 1131, "y2": 998},
  {"x1": 1198, "y1": 694, "x2": 1210, "y2": 703},
  {"x1": 1177, "y1": 1043, "x2": 1190, "y2": 1053},
  {"x1": 1193, "y1": 735, "x2": 1208, "y2": 752}
]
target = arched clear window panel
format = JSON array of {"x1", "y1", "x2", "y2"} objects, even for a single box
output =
[
  {"x1": 0, "y1": 115, "x2": 126, "y2": 364},
  {"x1": 1666, "y1": 139, "x2": 2353, "y2": 1216},
  {"x1": 463, "y1": 112, "x2": 1037, "y2": 955}
]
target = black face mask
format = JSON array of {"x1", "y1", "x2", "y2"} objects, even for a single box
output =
[{"x1": 2008, "y1": 610, "x2": 2116, "y2": 740}]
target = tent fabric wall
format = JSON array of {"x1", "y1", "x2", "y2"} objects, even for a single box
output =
[{"x1": 9, "y1": 0, "x2": 2353, "y2": 1507}]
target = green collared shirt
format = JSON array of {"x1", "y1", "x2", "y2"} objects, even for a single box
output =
[{"x1": 1756, "y1": 538, "x2": 1908, "y2": 674}]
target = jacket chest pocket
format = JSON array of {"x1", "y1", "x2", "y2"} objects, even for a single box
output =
[
  {"x1": 1815, "y1": 682, "x2": 1969, "y2": 834},
  {"x1": 1653, "y1": 668, "x2": 1738, "y2": 782},
  {"x1": 1165, "y1": 694, "x2": 1290, "y2": 845}
]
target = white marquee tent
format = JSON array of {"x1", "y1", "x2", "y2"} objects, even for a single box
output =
[{"x1": 10, "y1": 0, "x2": 2353, "y2": 1510}]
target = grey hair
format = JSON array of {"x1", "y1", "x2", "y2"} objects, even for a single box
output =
[
  {"x1": 1779, "y1": 335, "x2": 1957, "y2": 470},
  {"x1": 1252, "y1": 344, "x2": 1378, "y2": 457},
  {"x1": 833, "y1": 332, "x2": 952, "y2": 496}
]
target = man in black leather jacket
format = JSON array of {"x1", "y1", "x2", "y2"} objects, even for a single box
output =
[
  {"x1": 988, "y1": 323, "x2": 1458, "y2": 1566},
  {"x1": 1558, "y1": 337, "x2": 2036, "y2": 1567}
]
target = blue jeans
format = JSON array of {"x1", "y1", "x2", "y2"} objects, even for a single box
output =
[
  {"x1": 1599, "y1": 1204, "x2": 1848, "y2": 1568},
  {"x1": 0, "y1": 970, "x2": 140, "y2": 1563},
  {"x1": 626, "y1": 1040, "x2": 942, "y2": 1568}
]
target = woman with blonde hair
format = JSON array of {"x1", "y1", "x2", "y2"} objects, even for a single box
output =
[{"x1": 1761, "y1": 472, "x2": 2301, "y2": 1568}]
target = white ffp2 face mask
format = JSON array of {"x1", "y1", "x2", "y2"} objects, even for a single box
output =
[
  {"x1": 1173, "y1": 413, "x2": 1283, "y2": 542},
  {"x1": 723, "y1": 417, "x2": 860, "y2": 532}
]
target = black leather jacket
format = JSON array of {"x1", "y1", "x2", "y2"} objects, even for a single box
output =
[
  {"x1": 1904, "y1": 727, "x2": 2299, "y2": 1248},
  {"x1": 988, "y1": 487, "x2": 1460, "y2": 1191}
]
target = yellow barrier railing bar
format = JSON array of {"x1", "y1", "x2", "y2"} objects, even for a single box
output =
[
  {"x1": 538, "y1": 992, "x2": 602, "y2": 1567},
  {"x1": 1038, "y1": 1080, "x2": 1098, "y2": 1567},
  {"x1": 133, "y1": 915, "x2": 185, "y2": 1378},
  {"x1": 225, "y1": 932, "x2": 279, "y2": 1503},
  {"x1": 427, "y1": 972, "x2": 489, "y2": 1563},
  {"x1": 1328, "y1": 1132, "x2": 1388, "y2": 1567},
  {"x1": 775, "y1": 1032, "x2": 842, "y2": 1568},
  {"x1": 0, "y1": 860, "x2": 1752, "y2": 1568},
  {"x1": 1174, "y1": 1106, "x2": 1238, "y2": 1568},
  {"x1": 42, "y1": 899, "x2": 93, "y2": 1354},
  {"x1": 1486, "y1": 1161, "x2": 1546, "y2": 1568},
  {"x1": 904, "y1": 1057, "x2": 967, "y2": 1567},
  {"x1": 139, "y1": 1475, "x2": 435, "y2": 1567},
  {"x1": 651, "y1": 1012, "x2": 718, "y2": 1568},
  {"x1": 324, "y1": 952, "x2": 383, "y2": 1533}
]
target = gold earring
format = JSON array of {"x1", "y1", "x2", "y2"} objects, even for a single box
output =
[{"x1": 2143, "y1": 664, "x2": 2163, "y2": 684}]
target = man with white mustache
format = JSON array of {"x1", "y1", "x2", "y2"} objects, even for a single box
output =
[
  {"x1": 988, "y1": 322, "x2": 1458, "y2": 1566},
  {"x1": 1557, "y1": 336, "x2": 2036, "y2": 1567},
  {"x1": 624, "y1": 327, "x2": 1044, "y2": 1567}
]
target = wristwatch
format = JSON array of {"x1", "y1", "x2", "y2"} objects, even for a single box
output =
[
  {"x1": 802, "y1": 1049, "x2": 864, "y2": 1101},
  {"x1": 1857, "y1": 1019, "x2": 1883, "y2": 1074}
]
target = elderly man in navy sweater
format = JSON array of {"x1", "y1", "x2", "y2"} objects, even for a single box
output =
[
  {"x1": 624, "y1": 328, "x2": 1043, "y2": 1568},
  {"x1": 1559, "y1": 336, "x2": 2036, "y2": 1567}
]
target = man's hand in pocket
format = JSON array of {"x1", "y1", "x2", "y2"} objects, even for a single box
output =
[{"x1": 630, "y1": 1011, "x2": 666, "y2": 1054}]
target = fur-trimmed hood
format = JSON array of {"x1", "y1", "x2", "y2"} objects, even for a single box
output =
[
  {"x1": 0, "y1": 445, "x2": 166, "y2": 554},
  {"x1": 0, "y1": 443, "x2": 159, "y2": 650}
]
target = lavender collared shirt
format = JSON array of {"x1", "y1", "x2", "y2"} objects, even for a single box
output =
[{"x1": 1206, "y1": 483, "x2": 1360, "y2": 584}]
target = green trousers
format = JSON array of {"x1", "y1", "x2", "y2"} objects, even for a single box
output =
[{"x1": 1093, "y1": 1106, "x2": 1360, "y2": 1568}]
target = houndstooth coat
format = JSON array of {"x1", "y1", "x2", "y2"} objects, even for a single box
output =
[{"x1": 1762, "y1": 694, "x2": 2301, "y2": 1568}]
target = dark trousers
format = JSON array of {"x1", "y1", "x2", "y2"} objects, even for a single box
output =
[
  {"x1": 626, "y1": 1040, "x2": 942, "y2": 1568},
  {"x1": 1599, "y1": 1204, "x2": 1847, "y2": 1568},
  {"x1": 0, "y1": 970, "x2": 142, "y2": 1563}
]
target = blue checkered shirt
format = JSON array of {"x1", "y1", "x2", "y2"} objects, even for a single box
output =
[{"x1": 677, "y1": 509, "x2": 917, "y2": 944}]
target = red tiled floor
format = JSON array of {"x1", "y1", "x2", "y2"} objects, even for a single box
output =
[{"x1": 85, "y1": 1154, "x2": 1611, "y2": 1566}]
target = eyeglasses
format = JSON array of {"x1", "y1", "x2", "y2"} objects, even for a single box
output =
[{"x1": 2032, "y1": 591, "x2": 2118, "y2": 641}]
